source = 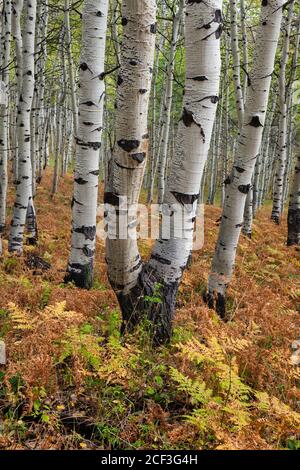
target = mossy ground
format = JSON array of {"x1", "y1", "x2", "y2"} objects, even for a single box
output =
[{"x1": 0, "y1": 170, "x2": 299, "y2": 450}]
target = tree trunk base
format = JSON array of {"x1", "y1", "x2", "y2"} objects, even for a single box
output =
[
  {"x1": 116, "y1": 266, "x2": 178, "y2": 345},
  {"x1": 203, "y1": 289, "x2": 227, "y2": 321},
  {"x1": 287, "y1": 208, "x2": 300, "y2": 246},
  {"x1": 242, "y1": 229, "x2": 252, "y2": 239},
  {"x1": 65, "y1": 262, "x2": 94, "y2": 289},
  {"x1": 271, "y1": 214, "x2": 280, "y2": 225}
]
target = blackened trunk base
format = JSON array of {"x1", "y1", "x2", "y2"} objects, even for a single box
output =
[
  {"x1": 242, "y1": 228, "x2": 252, "y2": 239},
  {"x1": 287, "y1": 208, "x2": 300, "y2": 246},
  {"x1": 203, "y1": 289, "x2": 227, "y2": 321},
  {"x1": 271, "y1": 213, "x2": 280, "y2": 225},
  {"x1": 26, "y1": 201, "x2": 38, "y2": 245},
  {"x1": 65, "y1": 261, "x2": 94, "y2": 289},
  {"x1": 116, "y1": 266, "x2": 179, "y2": 345}
]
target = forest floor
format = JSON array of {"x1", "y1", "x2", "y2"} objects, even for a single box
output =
[{"x1": 0, "y1": 170, "x2": 299, "y2": 450}]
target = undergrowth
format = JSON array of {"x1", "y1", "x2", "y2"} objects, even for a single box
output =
[{"x1": 0, "y1": 171, "x2": 299, "y2": 450}]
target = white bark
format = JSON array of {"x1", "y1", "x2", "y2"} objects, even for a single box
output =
[
  {"x1": 148, "y1": 0, "x2": 222, "y2": 285},
  {"x1": 106, "y1": 0, "x2": 222, "y2": 342},
  {"x1": 271, "y1": 1, "x2": 294, "y2": 224},
  {"x1": 240, "y1": 0, "x2": 248, "y2": 100},
  {"x1": 8, "y1": 0, "x2": 37, "y2": 252},
  {"x1": 207, "y1": 0, "x2": 283, "y2": 317},
  {"x1": 287, "y1": 154, "x2": 300, "y2": 246},
  {"x1": 11, "y1": 0, "x2": 23, "y2": 182},
  {"x1": 66, "y1": 0, "x2": 109, "y2": 288},
  {"x1": 229, "y1": 0, "x2": 244, "y2": 128},
  {"x1": 35, "y1": 0, "x2": 48, "y2": 185},
  {"x1": 64, "y1": 0, "x2": 78, "y2": 137},
  {"x1": 0, "y1": 0, "x2": 11, "y2": 252},
  {"x1": 106, "y1": 0, "x2": 156, "y2": 293},
  {"x1": 157, "y1": 0, "x2": 184, "y2": 204}
]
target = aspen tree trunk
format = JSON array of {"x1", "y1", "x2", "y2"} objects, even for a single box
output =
[
  {"x1": 30, "y1": 93, "x2": 36, "y2": 196},
  {"x1": 281, "y1": 9, "x2": 300, "y2": 207},
  {"x1": 147, "y1": 1, "x2": 167, "y2": 204},
  {"x1": 105, "y1": 0, "x2": 156, "y2": 294},
  {"x1": 157, "y1": 0, "x2": 184, "y2": 204},
  {"x1": 207, "y1": 121, "x2": 219, "y2": 205},
  {"x1": 52, "y1": 27, "x2": 67, "y2": 195},
  {"x1": 0, "y1": 0, "x2": 11, "y2": 253},
  {"x1": 107, "y1": 0, "x2": 222, "y2": 343},
  {"x1": 8, "y1": 0, "x2": 37, "y2": 253},
  {"x1": 11, "y1": 0, "x2": 24, "y2": 183},
  {"x1": 111, "y1": 0, "x2": 121, "y2": 64},
  {"x1": 51, "y1": 102, "x2": 62, "y2": 195},
  {"x1": 206, "y1": 0, "x2": 283, "y2": 318},
  {"x1": 221, "y1": 33, "x2": 229, "y2": 206},
  {"x1": 242, "y1": 185, "x2": 253, "y2": 237},
  {"x1": 287, "y1": 153, "x2": 300, "y2": 246},
  {"x1": 64, "y1": 0, "x2": 78, "y2": 137},
  {"x1": 35, "y1": 0, "x2": 48, "y2": 185},
  {"x1": 240, "y1": 0, "x2": 248, "y2": 100},
  {"x1": 208, "y1": 76, "x2": 224, "y2": 205},
  {"x1": 282, "y1": 108, "x2": 293, "y2": 204},
  {"x1": 257, "y1": 91, "x2": 277, "y2": 208},
  {"x1": 252, "y1": 153, "x2": 262, "y2": 215},
  {"x1": 229, "y1": 0, "x2": 244, "y2": 128},
  {"x1": 271, "y1": 1, "x2": 294, "y2": 224},
  {"x1": 65, "y1": 0, "x2": 109, "y2": 288}
]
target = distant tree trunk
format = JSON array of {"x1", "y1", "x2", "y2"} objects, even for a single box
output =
[
  {"x1": 64, "y1": 0, "x2": 78, "y2": 138},
  {"x1": 11, "y1": 0, "x2": 23, "y2": 183},
  {"x1": 257, "y1": 91, "x2": 277, "y2": 209},
  {"x1": 106, "y1": 0, "x2": 222, "y2": 343},
  {"x1": 271, "y1": 1, "x2": 294, "y2": 224},
  {"x1": 65, "y1": 0, "x2": 109, "y2": 288},
  {"x1": 221, "y1": 38, "x2": 229, "y2": 207},
  {"x1": 35, "y1": 0, "x2": 48, "y2": 185},
  {"x1": 157, "y1": 0, "x2": 184, "y2": 204},
  {"x1": 240, "y1": 0, "x2": 248, "y2": 100},
  {"x1": 229, "y1": 0, "x2": 244, "y2": 129},
  {"x1": 242, "y1": 185, "x2": 253, "y2": 238},
  {"x1": 287, "y1": 154, "x2": 300, "y2": 246},
  {"x1": 206, "y1": 0, "x2": 283, "y2": 318},
  {"x1": 9, "y1": 0, "x2": 38, "y2": 253}
]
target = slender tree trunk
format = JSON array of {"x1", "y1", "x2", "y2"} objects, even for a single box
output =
[
  {"x1": 229, "y1": 0, "x2": 244, "y2": 128},
  {"x1": 240, "y1": 0, "x2": 248, "y2": 100},
  {"x1": 221, "y1": 33, "x2": 229, "y2": 206},
  {"x1": 242, "y1": 184, "x2": 253, "y2": 237},
  {"x1": 11, "y1": 0, "x2": 23, "y2": 183},
  {"x1": 8, "y1": 0, "x2": 37, "y2": 253},
  {"x1": 206, "y1": 0, "x2": 283, "y2": 318},
  {"x1": 64, "y1": 0, "x2": 78, "y2": 138},
  {"x1": 0, "y1": 0, "x2": 11, "y2": 253},
  {"x1": 157, "y1": 0, "x2": 184, "y2": 204},
  {"x1": 65, "y1": 0, "x2": 109, "y2": 288},
  {"x1": 271, "y1": 1, "x2": 294, "y2": 224},
  {"x1": 287, "y1": 154, "x2": 300, "y2": 246}
]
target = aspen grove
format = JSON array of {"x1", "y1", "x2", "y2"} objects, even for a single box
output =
[{"x1": 0, "y1": 0, "x2": 299, "y2": 451}]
